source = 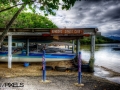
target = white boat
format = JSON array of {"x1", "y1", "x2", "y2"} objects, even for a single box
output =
[
  {"x1": 0, "y1": 41, "x2": 75, "y2": 62},
  {"x1": 0, "y1": 49, "x2": 76, "y2": 62}
]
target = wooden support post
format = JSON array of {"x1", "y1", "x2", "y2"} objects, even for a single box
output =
[
  {"x1": 89, "y1": 35, "x2": 95, "y2": 72},
  {"x1": 8, "y1": 35, "x2": 12, "y2": 68}
]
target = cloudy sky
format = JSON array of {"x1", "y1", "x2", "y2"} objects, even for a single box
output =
[{"x1": 47, "y1": 0, "x2": 120, "y2": 36}]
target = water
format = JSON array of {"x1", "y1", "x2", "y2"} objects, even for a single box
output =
[
  {"x1": 81, "y1": 43, "x2": 120, "y2": 73},
  {"x1": 81, "y1": 43, "x2": 120, "y2": 84}
]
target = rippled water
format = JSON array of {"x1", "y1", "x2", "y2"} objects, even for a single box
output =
[{"x1": 81, "y1": 43, "x2": 120, "y2": 73}]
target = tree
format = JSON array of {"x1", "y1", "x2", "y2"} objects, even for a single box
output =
[
  {"x1": 0, "y1": 4, "x2": 25, "y2": 43},
  {"x1": 0, "y1": 8, "x2": 57, "y2": 28},
  {"x1": 0, "y1": 0, "x2": 76, "y2": 44}
]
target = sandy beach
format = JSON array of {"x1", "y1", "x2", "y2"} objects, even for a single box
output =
[{"x1": 0, "y1": 62, "x2": 120, "y2": 90}]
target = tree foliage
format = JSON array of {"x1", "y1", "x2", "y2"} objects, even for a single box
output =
[
  {"x1": 0, "y1": 8, "x2": 57, "y2": 28},
  {"x1": 0, "y1": 0, "x2": 76, "y2": 15},
  {"x1": 0, "y1": 0, "x2": 76, "y2": 43}
]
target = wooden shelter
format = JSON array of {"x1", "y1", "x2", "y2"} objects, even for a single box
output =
[{"x1": 0, "y1": 28, "x2": 100, "y2": 71}]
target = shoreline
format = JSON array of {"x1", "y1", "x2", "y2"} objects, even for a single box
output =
[
  {"x1": 94, "y1": 65, "x2": 120, "y2": 84},
  {"x1": 95, "y1": 65, "x2": 120, "y2": 76},
  {"x1": 82, "y1": 60, "x2": 120, "y2": 84}
]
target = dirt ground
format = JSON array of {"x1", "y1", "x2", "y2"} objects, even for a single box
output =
[
  {"x1": 0, "y1": 61, "x2": 74, "y2": 77},
  {"x1": 0, "y1": 62, "x2": 120, "y2": 90}
]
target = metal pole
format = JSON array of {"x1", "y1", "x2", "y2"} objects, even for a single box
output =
[
  {"x1": 37, "y1": 43, "x2": 38, "y2": 52},
  {"x1": 68, "y1": 45, "x2": 69, "y2": 49},
  {"x1": 42, "y1": 49, "x2": 46, "y2": 81},
  {"x1": 72, "y1": 40, "x2": 74, "y2": 53},
  {"x1": 27, "y1": 39, "x2": 29, "y2": 56},
  {"x1": 74, "y1": 51, "x2": 84, "y2": 87},
  {"x1": 8, "y1": 35, "x2": 12, "y2": 68},
  {"x1": 22, "y1": 43, "x2": 24, "y2": 48},
  {"x1": 1, "y1": 43, "x2": 3, "y2": 51},
  {"x1": 17, "y1": 43, "x2": 18, "y2": 47},
  {"x1": 78, "y1": 52, "x2": 82, "y2": 84},
  {"x1": 76, "y1": 39, "x2": 80, "y2": 59},
  {"x1": 24, "y1": 39, "x2": 29, "y2": 67}
]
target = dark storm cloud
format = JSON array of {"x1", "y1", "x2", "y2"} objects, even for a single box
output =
[
  {"x1": 71, "y1": 0, "x2": 120, "y2": 35},
  {"x1": 48, "y1": 0, "x2": 120, "y2": 36},
  {"x1": 75, "y1": 0, "x2": 120, "y2": 20},
  {"x1": 105, "y1": 7, "x2": 120, "y2": 20}
]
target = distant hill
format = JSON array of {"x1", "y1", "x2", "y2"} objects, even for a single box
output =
[
  {"x1": 106, "y1": 36, "x2": 120, "y2": 41},
  {"x1": 95, "y1": 36, "x2": 120, "y2": 44},
  {"x1": 79, "y1": 35, "x2": 120, "y2": 45}
]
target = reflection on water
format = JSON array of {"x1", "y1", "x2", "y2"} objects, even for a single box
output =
[
  {"x1": 81, "y1": 43, "x2": 120, "y2": 73},
  {"x1": 81, "y1": 43, "x2": 120, "y2": 84}
]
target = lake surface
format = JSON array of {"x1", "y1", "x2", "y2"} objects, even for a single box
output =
[
  {"x1": 81, "y1": 43, "x2": 120, "y2": 73},
  {"x1": 80, "y1": 43, "x2": 120, "y2": 84}
]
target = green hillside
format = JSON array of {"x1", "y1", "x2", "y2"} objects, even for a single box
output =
[{"x1": 80, "y1": 36, "x2": 120, "y2": 45}]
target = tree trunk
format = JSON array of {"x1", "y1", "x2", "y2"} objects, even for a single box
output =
[
  {"x1": 0, "y1": 3, "x2": 24, "y2": 13},
  {"x1": 0, "y1": 4, "x2": 25, "y2": 45}
]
